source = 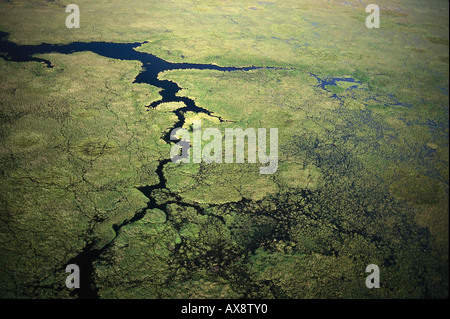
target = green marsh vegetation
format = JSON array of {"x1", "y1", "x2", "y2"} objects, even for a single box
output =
[{"x1": 0, "y1": 0, "x2": 448, "y2": 298}]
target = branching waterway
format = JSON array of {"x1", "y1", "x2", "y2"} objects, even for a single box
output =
[{"x1": 0, "y1": 32, "x2": 288, "y2": 298}]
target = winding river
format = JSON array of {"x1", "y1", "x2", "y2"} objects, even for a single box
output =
[{"x1": 0, "y1": 31, "x2": 282, "y2": 298}]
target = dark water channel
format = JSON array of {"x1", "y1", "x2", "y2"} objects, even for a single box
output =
[{"x1": 0, "y1": 32, "x2": 282, "y2": 298}]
